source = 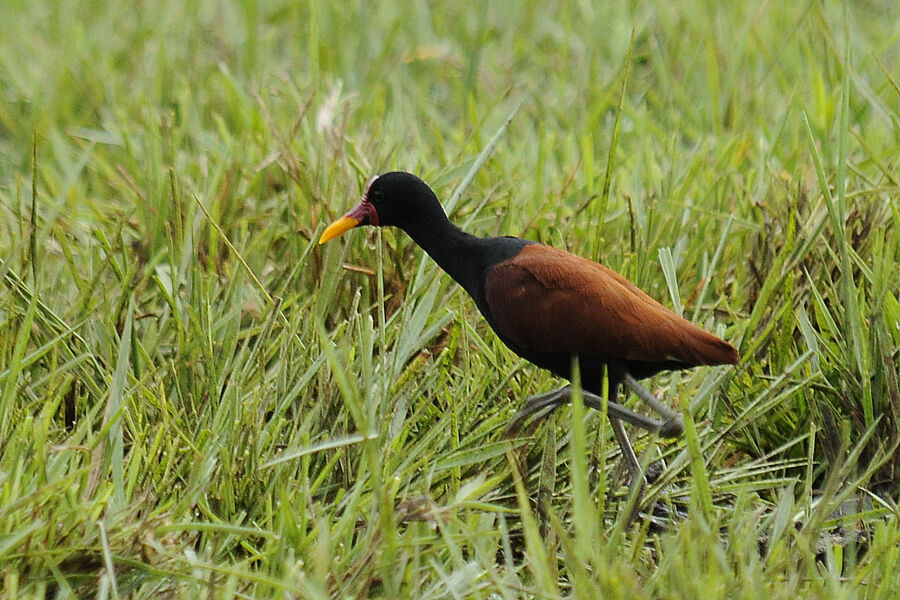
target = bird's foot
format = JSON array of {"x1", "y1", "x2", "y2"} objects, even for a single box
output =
[
  {"x1": 504, "y1": 386, "x2": 573, "y2": 437},
  {"x1": 623, "y1": 374, "x2": 684, "y2": 438},
  {"x1": 658, "y1": 414, "x2": 684, "y2": 438}
]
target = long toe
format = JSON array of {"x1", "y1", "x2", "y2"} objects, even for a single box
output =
[{"x1": 505, "y1": 387, "x2": 572, "y2": 436}]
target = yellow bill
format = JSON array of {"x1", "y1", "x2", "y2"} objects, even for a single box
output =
[{"x1": 319, "y1": 216, "x2": 361, "y2": 244}]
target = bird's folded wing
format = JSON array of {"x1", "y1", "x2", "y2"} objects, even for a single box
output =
[{"x1": 484, "y1": 244, "x2": 737, "y2": 366}]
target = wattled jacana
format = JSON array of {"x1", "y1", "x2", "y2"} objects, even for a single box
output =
[{"x1": 319, "y1": 172, "x2": 739, "y2": 476}]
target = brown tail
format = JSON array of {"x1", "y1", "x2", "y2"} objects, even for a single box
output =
[{"x1": 679, "y1": 325, "x2": 739, "y2": 366}]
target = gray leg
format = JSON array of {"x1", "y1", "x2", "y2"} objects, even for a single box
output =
[
  {"x1": 623, "y1": 374, "x2": 684, "y2": 438},
  {"x1": 504, "y1": 385, "x2": 648, "y2": 486},
  {"x1": 608, "y1": 416, "x2": 641, "y2": 478},
  {"x1": 505, "y1": 385, "x2": 666, "y2": 437},
  {"x1": 505, "y1": 378, "x2": 680, "y2": 503}
]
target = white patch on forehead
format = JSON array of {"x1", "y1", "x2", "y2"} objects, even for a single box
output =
[{"x1": 363, "y1": 175, "x2": 379, "y2": 200}]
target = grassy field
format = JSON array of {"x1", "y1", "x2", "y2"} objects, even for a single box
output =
[{"x1": 1, "y1": 0, "x2": 899, "y2": 597}]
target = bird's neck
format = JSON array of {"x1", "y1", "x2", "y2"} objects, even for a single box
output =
[{"x1": 402, "y1": 214, "x2": 483, "y2": 290}]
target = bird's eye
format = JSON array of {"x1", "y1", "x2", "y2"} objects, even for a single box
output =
[{"x1": 369, "y1": 188, "x2": 385, "y2": 202}]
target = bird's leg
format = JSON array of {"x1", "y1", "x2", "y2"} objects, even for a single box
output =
[
  {"x1": 578, "y1": 391, "x2": 665, "y2": 433},
  {"x1": 505, "y1": 386, "x2": 645, "y2": 484},
  {"x1": 623, "y1": 374, "x2": 684, "y2": 439},
  {"x1": 608, "y1": 416, "x2": 641, "y2": 479},
  {"x1": 504, "y1": 387, "x2": 570, "y2": 435},
  {"x1": 506, "y1": 384, "x2": 652, "y2": 519},
  {"x1": 604, "y1": 382, "x2": 651, "y2": 524},
  {"x1": 603, "y1": 380, "x2": 644, "y2": 486},
  {"x1": 608, "y1": 414, "x2": 652, "y2": 525},
  {"x1": 505, "y1": 385, "x2": 667, "y2": 437}
]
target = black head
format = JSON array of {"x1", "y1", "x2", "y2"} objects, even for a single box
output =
[
  {"x1": 319, "y1": 171, "x2": 445, "y2": 243},
  {"x1": 363, "y1": 172, "x2": 443, "y2": 228}
]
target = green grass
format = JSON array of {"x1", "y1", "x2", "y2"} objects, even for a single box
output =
[{"x1": 1, "y1": 0, "x2": 899, "y2": 597}]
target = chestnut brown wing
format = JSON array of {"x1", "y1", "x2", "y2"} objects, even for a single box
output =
[{"x1": 484, "y1": 245, "x2": 738, "y2": 366}]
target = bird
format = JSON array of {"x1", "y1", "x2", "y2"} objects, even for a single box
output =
[{"x1": 319, "y1": 171, "x2": 739, "y2": 477}]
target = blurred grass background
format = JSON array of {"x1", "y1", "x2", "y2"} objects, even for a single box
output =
[{"x1": 1, "y1": 0, "x2": 899, "y2": 597}]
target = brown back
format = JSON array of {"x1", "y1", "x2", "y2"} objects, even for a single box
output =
[{"x1": 484, "y1": 245, "x2": 738, "y2": 366}]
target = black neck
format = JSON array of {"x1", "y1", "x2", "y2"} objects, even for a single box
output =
[{"x1": 400, "y1": 212, "x2": 483, "y2": 291}]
